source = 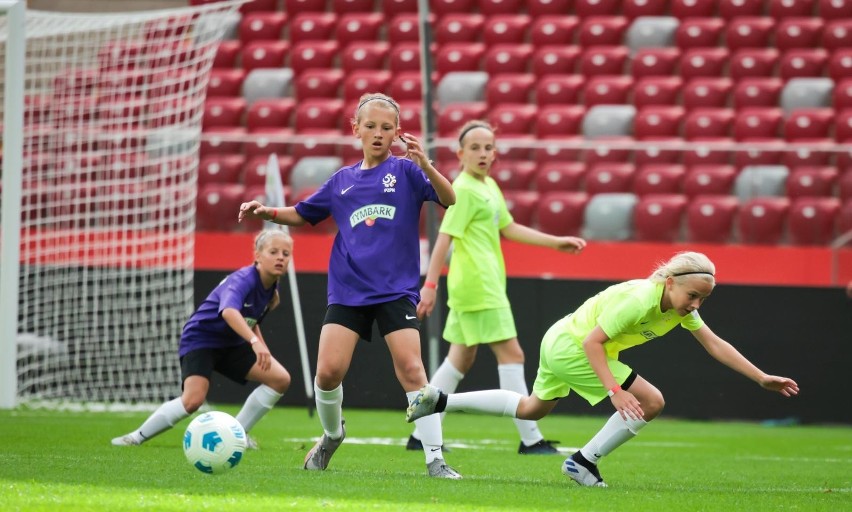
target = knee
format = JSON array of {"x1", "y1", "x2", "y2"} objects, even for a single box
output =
[
  {"x1": 643, "y1": 392, "x2": 665, "y2": 419},
  {"x1": 182, "y1": 395, "x2": 205, "y2": 414},
  {"x1": 268, "y1": 369, "x2": 291, "y2": 394}
]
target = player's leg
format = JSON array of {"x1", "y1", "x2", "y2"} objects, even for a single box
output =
[{"x1": 235, "y1": 352, "x2": 291, "y2": 447}]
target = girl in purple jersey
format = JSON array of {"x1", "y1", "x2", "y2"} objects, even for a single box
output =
[
  {"x1": 111, "y1": 230, "x2": 293, "y2": 449},
  {"x1": 238, "y1": 93, "x2": 462, "y2": 478}
]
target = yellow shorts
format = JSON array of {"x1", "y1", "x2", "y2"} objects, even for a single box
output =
[
  {"x1": 443, "y1": 306, "x2": 518, "y2": 346},
  {"x1": 531, "y1": 317, "x2": 633, "y2": 406}
]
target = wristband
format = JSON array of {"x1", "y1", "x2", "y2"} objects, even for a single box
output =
[
  {"x1": 248, "y1": 336, "x2": 260, "y2": 345},
  {"x1": 270, "y1": 208, "x2": 278, "y2": 220},
  {"x1": 607, "y1": 385, "x2": 622, "y2": 397},
  {"x1": 423, "y1": 281, "x2": 438, "y2": 290}
]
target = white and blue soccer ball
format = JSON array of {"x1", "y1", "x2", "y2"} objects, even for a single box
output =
[{"x1": 183, "y1": 411, "x2": 247, "y2": 474}]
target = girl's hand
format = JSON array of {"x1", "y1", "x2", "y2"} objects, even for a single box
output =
[
  {"x1": 399, "y1": 133, "x2": 430, "y2": 169},
  {"x1": 253, "y1": 340, "x2": 272, "y2": 372},
  {"x1": 610, "y1": 389, "x2": 644, "y2": 421},
  {"x1": 416, "y1": 286, "x2": 437, "y2": 320},
  {"x1": 238, "y1": 200, "x2": 271, "y2": 223},
  {"x1": 759, "y1": 375, "x2": 799, "y2": 397},
  {"x1": 553, "y1": 236, "x2": 587, "y2": 254}
]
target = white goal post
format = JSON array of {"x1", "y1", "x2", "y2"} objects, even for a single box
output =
[{"x1": 0, "y1": 1, "x2": 243, "y2": 408}]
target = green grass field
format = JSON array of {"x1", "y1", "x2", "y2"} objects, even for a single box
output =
[{"x1": 0, "y1": 407, "x2": 849, "y2": 511}]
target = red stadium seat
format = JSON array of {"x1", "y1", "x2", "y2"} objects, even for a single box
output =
[
  {"x1": 536, "y1": 137, "x2": 584, "y2": 165},
  {"x1": 483, "y1": 15, "x2": 532, "y2": 45},
  {"x1": 633, "y1": 164, "x2": 686, "y2": 196},
  {"x1": 241, "y1": 41, "x2": 289, "y2": 72},
  {"x1": 585, "y1": 162, "x2": 636, "y2": 195},
  {"x1": 289, "y1": 41, "x2": 340, "y2": 74},
  {"x1": 683, "y1": 139, "x2": 733, "y2": 166},
  {"x1": 488, "y1": 104, "x2": 538, "y2": 135},
  {"x1": 623, "y1": 0, "x2": 668, "y2": 18},
  {"x1": 294, "y1": 99, "x2": 345, "y2": 131},
  {"x1": 724, "y1": 17, "x2": 775, "y2": 51},
  {"x1": 498, "y1": 135, "x2": 536, "y2": 161},
  {"x1": 398, "y1": 101, "x2": 422, "y2": 136},
  {"x1": 719, "y1": 0, "x2": 764, "y2": 18},
  {"x1": 634, "y1": 106, "x2": 685, "y2": 140},
  {"x1": 583, "y1": 76, "x2": 634, "y2": 106},
  {"x1": 633, "y1": 137, "x2": 683, "y2": 165},
  {"x1": 435, "y1": 43, "x2": 486, "y2": 76},
  {"x1": 579, "y1": 46, "x2": 630, "y2": 77},
  {"x1": 435, "y1": 14, "x2": 484, "y2": 44},
  {"x1": 289, "y1": 13, "x2": 337, "y2": 44},
  {"x1": 246, "y1": 98, "x2": 296, "y2": 131},
  {"x1": 343, "y1": 70, "x2": 393, "y2": 102},
  {"x1": 340, "y1": 41, "x2": 390, "y2": 73},
  {"x1": 738, "y1": 197, "x2": 791, "y2": 245},
  {"x1": 502, "y1": 190, "x2": 540, "y2": 226},
  {"x1": 633, "y1": 77, "x2": 683, "y2": 108},
  {"x1": 485, "y1": 73, "x2": 536, "y2": 106},
  {"x1": 776, "y1": 17, "x2": 825, "y2": 51},
  {"x1": 388, "y1": 14, "x2": 421, "y2": 44},
  {"x1": 733, "y1": 140, "x2": 786, "y2": 167},
  {"x1": 490, "y1": 160, "x2": 538, "y2": 190},
  {"x1": 686, "y1": 194, "x2": 739, "y2": 243},
  {"x1": 335, "y1": 13, "x2": 384, "y2": 47},
  {"x1": 239, "y1": 0, "x2": 279, "y2": 13},
  {"x1": 207, "y1": 69, "x2": 245, "y2": 98},
  {"x1": 530, "y1": 16, "x2": 579, "y2": 47},
  {"x1": 332, "y1": 0, "x2": 376, "y2": 13},
  {"x1": 734, "y1": 108, "x2": 784, "y2": 141},
  {"x1": 382, "y1": 0, "x2": 418, "y2": 15},
  {"x1": 683, "y1": 108, "x2": 735, "y2": 140},
  {"x1": 213, "y1": 40, "x2": 241, "y2": 69},
  {"x1": 483, "y1": 44, "x2": 535, "y2": 75},
  {"x1": 837, "y1": 109, "x2": 852, "y2": 143},
  {"x1": 820, "y1": 0, "x2": 852, "y2": 17},
  {"x1": 672, "y1": 0, "x2": 717, "y2": 18},
  {"x1": 294, "y1": 68, "x2": 344, "y2": 100},
  {"x1": 534, "y1": 162, "x2": 587, "y2": 191},
  {"x1": 203, "y1": 97, "x2": 247, "y2": 129},
  {"x1": 199, "y1": 154, "x2": 246, "y2": 186},
  {"x1": 788, "y1": 196, "x2": 841, "y2": 244},
  {"x1": 200, "y1": 127, "x2": 246, "y2": 157},
  {"x1": 840, "y1": 170, "x2": 852, "y2": 201},
  {"x1": 535, "y1": 74, "x2": 584, "y2": 106},
  {"x1": 479, "y1": 0, "x2": 526, "y2": 14},
  {"x1": 389, "y1": 42, "x2": 422, "y2": 72},
  {"x1": 786, "y1": 166, "x2": 839, "y2": 198},
  {"x1": 286, "y1": 0, "x2": 327, "y2": 11},
  {"x1": 683, "y1": 164, "x2": 737, "y2": 197},
  {"x1": 197, "y1": 183, "x2": 247, "y2": 232},
  {"x1": 630, "y1": 48, "x2": 681, "y2": 80},
  {"x1": 291, "y1": 129, "x2": 341, "y2": 159},
  {"x1": 575, "y1": 0, "x2": 621, "y2": 17},
  {"x1": 733, "y1": 77, "x2": 784, "y2": 109},
  {"x1": 584, "y1": 137, "x2": 633, "y2": 164},
  {"x1": 828, "y1": 49, "x2": 852, "y2": 82},
  {"x1": 824, "y1": 20, "x2": 852, "y2": 51},
  {"x1": 769, "y1": 0, "x2": 816, "y2": 18},
  {"x1": 528, "y1": 0, "x2": 574, "y2": 16},
  {"x1": 779, "y1": 48, "x2": 828, "y2": 80},
  {"x1": 784, "y1": 108, "x2": 834, "y2": 141},
  {"x1": 578, "y1": 16, "x2": 629, "y2": 47},
  {"x1": 682, "y1": 77, "x2": 733, "y2": 109},
  {"x1": 782, "y1": 141, "x2": 834, "y2": 168},
  {"x1": 675, "y1": 18, "x2": 725, "y2": 49},
  {"x1": 438, "y1": 102, "x2": 488, "y2": 136},
  {"x1": 537, "y1": 191, "x2": 589, "y2": 235},
  {"x1": 532, "y1": 46, "x2": 582, "y2": 76},
  {"x1": 729, "y1": 48, "x2": 779, "y2": 80},
  {"x1": 238, "y1": 12, "x2": 286, "y2": 44},
  {"x1": 536, "y1": 105, "x2": 586, "y2": 137},
  {"x1": 430, "y1": 0, "x2": 476, "y2": 17},
  {"x1": 242, "y1": 155, "x2": 295, "y2": 188},
  {"x1": 388, "y1": 71, "x2": 423, "y2": 102},
  {"x1": 680, "y1": 48, "x2": 729, "y2": 79},
  {"x1": 243, "y1": 127, "x2": 293, "y2": 159},
  {"x1": 634, "y1": 194, "x2": 688, "y2": 242}
]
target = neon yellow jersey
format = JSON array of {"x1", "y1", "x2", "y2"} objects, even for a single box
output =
[
  {"x1": 441, "y1": 171, "x2": 513, "y2": 312},
  {"x1": 562, "y1": 279, "x2": 704, "y2": 358}
]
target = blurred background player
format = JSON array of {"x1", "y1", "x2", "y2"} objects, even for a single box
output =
[
  {"x1": 410, "y1": 120, "x2": 586, "y2": 455},
  {"x1": 407, "y1": 251, "x2": 799, "y2": 486},
  {"x1": 238, "y1": 93, "x2": 462, "y2": 478},
  {"x1": 112, "y1": 230, "x2": 294, "y2": 448}
]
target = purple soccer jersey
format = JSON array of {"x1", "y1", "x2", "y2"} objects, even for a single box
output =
[
  {"x1": 295, "y1": 156, "x2": 442, "y2": 306},
  {"x1": 179, "y1": 265, "x2": 277, "y2": 356}
]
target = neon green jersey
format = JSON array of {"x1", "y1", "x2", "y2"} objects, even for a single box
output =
[
  {"x1": 440, "y1": 171, "x2": 513, "y2": 312},
  {"x1": 562, "y1": 279, "x2": 704, "y2": 358}
]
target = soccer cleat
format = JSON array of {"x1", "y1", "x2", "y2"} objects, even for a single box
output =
[
  {"x1": 405, "y1": 435, "x2": 450, "y2": 452},
  {"x1": 426, "y1": 458, "x2": 462, "y2": 479},
  {"x1": 304, "y1": 420, "x2": 346, "y2": 471},
  {"x1": 518, "y1": 439, "x2": 560, "y2": 455},
  {"x1": 561, "y1": 452, "x2": 608, "y2": 487},
  {"x1": 245, "y1": 434, "x2": 259, "y2": 450},
  {"x1": 110, "y1": 434, "x2": 140, "y2": 446},
  {"x1": 405, "y1": 384, "x2": 441, "y2": 423}
]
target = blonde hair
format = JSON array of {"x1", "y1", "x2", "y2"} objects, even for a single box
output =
[
  {"x1": 649, "y1": 251, "x2": 716, "y2": 284},
  {"x1": 353, "y1": 93, "x2": 400, "y2": 125},
  {"x1": 457, "y1": 120, "x2": 495, "y2": 147},
  {"x1": 254, "y1": 229, "x2": 293, "y2": 254}
]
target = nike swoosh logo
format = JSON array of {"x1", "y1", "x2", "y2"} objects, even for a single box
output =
[
  {"x1": 405, "y1": 314, "x2": 417, "y2": 320},
  {"x1": 341, "y1": 185, "x2": 354, "y2": 194},
  {"x1": 244, "y1": 303, "x2": 253, "y2": 307},
  {"x1": 430, "y1": 447, "x2": 440, "y2": 452}
]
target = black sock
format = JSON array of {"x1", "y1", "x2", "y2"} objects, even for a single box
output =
[
  {"x1": 435, "y1": 392, "x2": 448, "y2": 413},
  {"x1": 571, "y1": 450, "x2": 596, "y2": 470}
]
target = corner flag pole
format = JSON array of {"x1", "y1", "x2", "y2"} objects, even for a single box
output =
[{"x1": 265, "y1": 154, "x2": 314, "y2": 417}]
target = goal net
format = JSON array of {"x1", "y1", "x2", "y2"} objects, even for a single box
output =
[{"x1": 0, "y1": 1, "x2": 242, "y2": 407}]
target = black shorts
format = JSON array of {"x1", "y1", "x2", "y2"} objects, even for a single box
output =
[
  {"x1": 324, "y1": 297, "x2": 420, "y2": 342},
  {"x1": 180, "y1": 344, "x2": 257, "y2": 387}
]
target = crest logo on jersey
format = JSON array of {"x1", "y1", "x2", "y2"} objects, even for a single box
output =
[
  {"x1": 382, "y1": 173, "x2": 397, "y2": 193},
  {"x1": 350, "y1": 204, "x2": 396, "y2": 227},
  {"x1": 640, "y1": 330, "x2": 657, "y2": 340}
]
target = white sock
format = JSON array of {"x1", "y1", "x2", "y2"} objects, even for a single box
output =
[
  {"x1": 411, "y1": 358, "x2": 464, "y2": 441},
  {"x1": 235, "y1": 384, "x2": 283, "y2": 433},
  {"x1": 135, "y1": 397, "x2": 189, "y2": 443},
  {"x1": 314, "y1": 379, "x2": 343, "y2": 439},
  {"x1": 580, "y1": 412, "x2": 648, "y2": 464},
  {"x1": 408, "y1": 390, "x2": 444, "y2": 464},
  {"x1": 446, "y1": 389, "x2": 522, "y2": 417},
  {"x1": 498, "y1": 363, "x2": 544, "y2": 446}
]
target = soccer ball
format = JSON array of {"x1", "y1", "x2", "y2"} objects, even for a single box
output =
[{"x1": 183, "y1": 411, "x2": 247, "y2": 474}]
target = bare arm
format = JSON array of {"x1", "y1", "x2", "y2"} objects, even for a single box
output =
[
  {"x1": 416, "y1": 232, "x2": 452, "y2": 319},
  {"x1": 691, "y1": 325, "x2": 799, "y2": 397},
  {"x1": 582, "y1": 325, "x2": 645, "y2": 420},
  {"x1": 500, "y1": 222, "x2": 586, "y2": 254},
  {"x1": 221, "y1": 307, "x2": 272, "y2": 371},
  {"x1": 400, "y1": 132, "x2": 456, "y2": 206},
  {"x1": 237, "y1": 200, "x2": 307, "y2": 226}
]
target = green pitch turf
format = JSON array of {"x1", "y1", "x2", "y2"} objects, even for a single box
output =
[{"x1": 0, "y1": 407, "x2": 848, "y2": 511}]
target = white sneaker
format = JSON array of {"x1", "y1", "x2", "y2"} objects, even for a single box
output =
[
  {"x1": 111, "y1": 434, "x2": 140, "y2": 446},
  {"x1": 427, "y1": 458, "x2": 462, "y2": 479},
  {"x1": 245, "y1": 435, "x2": 259, "y2": 450},
  {"x1": 405, "y1": 384, "x2": 441, "y2": 423},
  {"x1": 562, "y1": 453, "x2": 607, "y2": 487},
  {"x1": 304, "y1": 420, "x2": 346, "y2": 470}
]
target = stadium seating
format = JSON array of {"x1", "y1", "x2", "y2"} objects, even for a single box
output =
[
  {"x1": 502, "y1": 190, "x2": 539, "y2": 226},
  {"x1": 788, "y1": 196, "x2": 841, "y2": 245},
  {"x1": 582, "y1": 193, "x2": 639, "y2": 241},
  {"x1": 634, "y1": 194, "x2": 688, "y2": 242},
  {"x1": 534, "y1": 162, "x2": 587, "y2": 192},
  {"x1": 633, "y1": 164, "x2": 686, "y2": 196},
  {"x1": 738, "y1": 197, "x2": 791, "y2": 245},
  {"x1": 685, "y1": 195, "x2": 739, "y2": 244},
  {"x1": 537, "y1": 191, "x2": 589, "y2": 236}
]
